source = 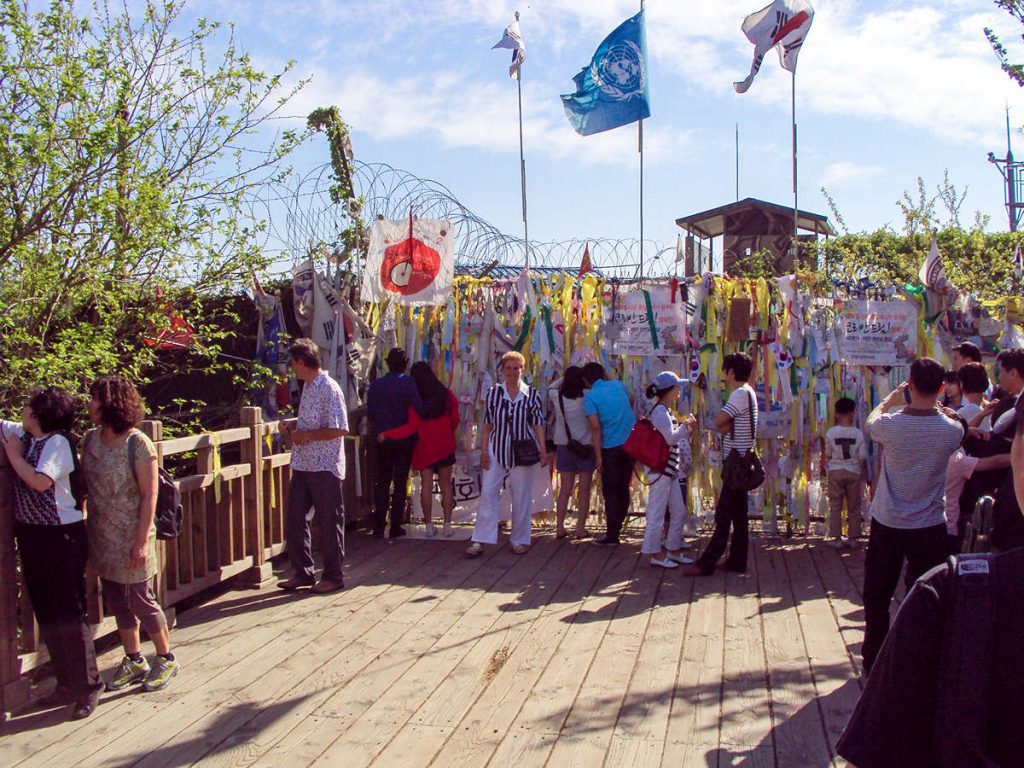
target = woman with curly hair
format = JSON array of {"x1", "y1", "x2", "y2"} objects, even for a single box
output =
[
  {"x1": 1, "y1": 387, "x2": 102, "y2": 719},
  {"x1": 82, "y1": 376, "x2": 178, "y2": 693}
]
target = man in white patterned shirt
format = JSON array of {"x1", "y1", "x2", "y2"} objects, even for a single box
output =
[{"x1": 278, "y1": 339, "x2": 349, "y2": 594}]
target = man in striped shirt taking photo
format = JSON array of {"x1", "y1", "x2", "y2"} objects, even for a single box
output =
[
  {"x1": 860, "y1": 357, "x2": 963, "y2": 675},
  {"x1": 683, "y1": 353, "x2": 758, "y2": 576}
]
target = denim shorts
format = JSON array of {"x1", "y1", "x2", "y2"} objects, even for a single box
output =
[{"x1": 556, "y1": 444, "x2": 597, "y2": 473}]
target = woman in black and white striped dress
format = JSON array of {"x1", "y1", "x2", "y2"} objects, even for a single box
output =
[
  {"x1": 467, "y1": 351, "x2": 550, "y2": 557},
  {"x1": 642, "y1": 371, "x2": 694, "y2": 569}
]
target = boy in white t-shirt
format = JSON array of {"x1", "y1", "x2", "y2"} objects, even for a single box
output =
[{"x1": 824, "y1": 397, "x2": 869, "y2": 548}]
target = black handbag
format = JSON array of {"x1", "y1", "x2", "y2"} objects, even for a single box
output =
[
  {"x1": 512, "y1": 438, "x2": 541, "y2": 467},
  {"x1": 559, "y1": 394, "x2": 594, "y2": 460},
  {"x1": 721, "y1": 389, "x2": 765, "y2": 492},
  {"x1": 503, "y1": 394, "x2": 541, "y2": 467}
]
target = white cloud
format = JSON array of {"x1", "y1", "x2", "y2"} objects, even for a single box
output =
[
  {"x1": 286, "y1": 65, "x2": 697, "y2": 168},
  {"x1": 820, "y1": 161, "x2": 883, "y2": 188},
  {"x1": 203, "y1": 1, "x2": 1024, "y2": 159}
]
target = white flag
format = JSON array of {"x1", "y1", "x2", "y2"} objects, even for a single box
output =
[
  {"x1": 734, "y1": 0, "x2": 814, "y2": 94},
  {"x1": 493, "y1": 13, "x2": 526, "y2": 80},
  {"x1": 361, "y1": 217, "x2": 454, "y2": 306},
  {"x1": 675, "y1": 233, "x2": 684, "y2": 265},
  {"x1": 919, "y1": 235, "x2": 945, "y2": 289}
]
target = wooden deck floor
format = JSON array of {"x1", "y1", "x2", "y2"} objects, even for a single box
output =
[{"x1": 2, "y1": 528, "x2": 869, "y2": 767}]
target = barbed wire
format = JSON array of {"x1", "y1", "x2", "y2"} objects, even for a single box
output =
[{"x1": 266, "y1": 161, "x2": 683, "y2": 279}]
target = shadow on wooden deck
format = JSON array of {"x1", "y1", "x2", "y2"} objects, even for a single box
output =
[{"x1": 1, "y1": 529, "x2": 869, "y2": 768}]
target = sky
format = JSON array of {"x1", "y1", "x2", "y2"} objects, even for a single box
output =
[{"x1": 192, "y1": 0, "x2": 1024, "y2": 273}]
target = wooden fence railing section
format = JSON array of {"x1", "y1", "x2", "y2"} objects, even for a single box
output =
[{"x1": 0, "y1": 406, "x2": 371, "y2": 716}]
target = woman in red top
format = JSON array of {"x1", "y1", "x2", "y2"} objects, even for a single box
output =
[{"x1": 380, "y1": 362, "x2": 460, "y2": 536}]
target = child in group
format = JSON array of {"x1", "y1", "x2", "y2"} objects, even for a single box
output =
[
  {"x1": 824, "y1": 397, "x2": 868, "y2": 549},
  {"x1": 641, "y1": 371, "x2": 693, "y2": 568}
]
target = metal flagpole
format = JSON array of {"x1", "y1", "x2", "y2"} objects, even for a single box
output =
[
  {"x1": 735, "y1": 123, "x2": 740, "y2": 201},
  {"x1": 639, "y1": 119, "x2": 644, "y2": 281},
  {"x1": 516, "y1": 19, "x2": 530, "y2": 271},
  {"x1": 791, "y1": 69, "x2": 799, "y2": 259},
  {"x1": 638, "y1": 0, "x2": 645, "y2": 282}
]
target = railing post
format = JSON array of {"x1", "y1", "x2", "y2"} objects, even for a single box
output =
[
  {"x1": 0, "y1": 447, "x2": 30, "y2": 718},
  {"x1": 138, "y1": 420, "x2": 173, "y2": 628},
  {"x1": 240, "y1": 407, "x2": 272, "y2": 588}
]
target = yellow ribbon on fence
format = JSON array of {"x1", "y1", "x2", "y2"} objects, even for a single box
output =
[{"x1": 264, "y1": 432, "x2": 275, "y2": 509}]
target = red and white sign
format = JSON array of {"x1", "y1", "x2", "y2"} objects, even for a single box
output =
[{"x1": 362, "y1": 215, "x2": 454, "y2": 306}]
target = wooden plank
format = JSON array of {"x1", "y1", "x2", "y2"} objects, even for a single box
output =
[
  {"x1": 225, "y1": 542, "x2": 525, "y2": 767},
  {"x1": 308, "y1": 537, "x2": 586, "y2": 766},
  {"x1": 808, "y1": 542, "x2": 867, "y2": 679},
  {"x1": 754, "y1": 539, "x2": 833, "y2": 767},
  {"x1": 5, "y1": 534, "x2": 399, "y2": 766},
  {"x1": 264, "y1": 453, "x2": 292, "y2": 469},
  {"x1": 781, "y1": 542, "x2": 862, "y2": 762},
  {"x1": 125, "y1": 540, "x2": 478, "y2": 768},
  {"x1": 424, "y1": 542, "x2": 627, "y2": 766},
  {"x1": 537, "y1": 546, "x2": 658, "y2": 767},
  {"x1": 662, "y1": 563, "x2": 727, "y2": 765},
  {"x1": 717, "y1": 548, "x2": 773, "y2": 758},
  {"x1": 159, "y1": 428, "x2": 251, "y2": 456},
  {"x1": 178, "y1": 491, "x2": 195, "y2": 585},
  {"x1": 290, "y1": 540, "x2": 564, "y2": 766},
  {"x1": 377, "y1": 538, "x2": 607, "y2": 766}
]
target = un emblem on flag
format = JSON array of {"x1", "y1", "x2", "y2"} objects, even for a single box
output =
[{"x1": 592, "y1": 40, "x2": 645, "y2": 101}]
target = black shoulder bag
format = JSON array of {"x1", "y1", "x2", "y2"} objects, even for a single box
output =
[
  {"x1": 559, "y1": 394, "x2": 594, "y2": 460},
  {"x1": 720, "y1": 389, "x2": 765, "y2": 492},
  {"x1": 505, "y1": 393, "x2": 540, "y2": 467}
]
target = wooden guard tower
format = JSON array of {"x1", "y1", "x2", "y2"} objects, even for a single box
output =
[{"x1": 675, "y1": 198, "x2": 835, "y2": 277}]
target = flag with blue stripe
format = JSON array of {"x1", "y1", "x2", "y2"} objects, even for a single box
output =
[{"x1": 561, "y1": 11, "x2": 650, "y2": 136}]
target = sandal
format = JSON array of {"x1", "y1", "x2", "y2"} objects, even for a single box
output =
[
  {"x1": 572, "y1": 530, "x2": 590, "y2": 540},
  {"x1": 510, "y1": 544, "x2": 529, "y2": 555},
  {"x1": 465, "y1": 542, "x2": 484, "y2": 558},
  {"x1": 555, "y1": 530, "x2": 569, "y2": 539}
]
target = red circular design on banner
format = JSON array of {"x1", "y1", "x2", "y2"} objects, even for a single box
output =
[{"x1": 380, "y1": 237, "x2": 441, "y2": 296}]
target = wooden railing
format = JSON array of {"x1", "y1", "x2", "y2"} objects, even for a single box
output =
[{"x1": 0, "y1": 406, "x2": 370, "y2": 716}]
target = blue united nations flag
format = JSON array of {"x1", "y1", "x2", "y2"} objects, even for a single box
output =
[{"x1": 561, "y1": 11, "x2": 650, "y2": 136}]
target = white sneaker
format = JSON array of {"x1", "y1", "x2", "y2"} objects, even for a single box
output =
[
  {"x1": 442, "y1": 522, "x2": 453, "y2": 537},
  {"x1": 826, "y1": 539, "x2": 845, "y2": 550},
  {"x1": 650, "y1": 556, "x2": 680, "y2": 569},
  {"x1": 425, "y1": 524, "x2": 437, "y2": 537},
  {"x1": 667, "y1": 553, "x2": 694, "y2": 565}
]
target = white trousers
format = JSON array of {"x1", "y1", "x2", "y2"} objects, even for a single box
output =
[
  {"x1": 642, "y1": 474, "x2": 686, "y2": 554},
  {"x1": 473, "y1": 462, "x2": 535, "y2": 546}
]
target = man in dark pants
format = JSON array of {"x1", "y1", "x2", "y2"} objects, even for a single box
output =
[
  {"x1": 582, "y1": 362, "x2": 635, "y2": 546},
  {"x1": 683, "y1": 353, "x2": 758, "y2": 576},
  {"x1": 367, "y1": 348, "x2": 422, "y2": 538},
  {"x1": 858, "y1": 358, "x2": 963, "y2": 674},
  {"x1": 278, "y1": 339, "x2": 349, "y2": 594}
]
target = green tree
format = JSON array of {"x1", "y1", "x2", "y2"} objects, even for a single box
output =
[
  {"x1": 0, "y1": 0, "x2": 307, "y2": 412},
  {"x1": 986, "y1": 1, "x2": 1024, "y2": 86}
]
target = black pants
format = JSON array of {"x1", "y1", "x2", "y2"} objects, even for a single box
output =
[
  {"x1": 992, "y1": 473, "x2": 1024, "y2": 552},
  {"x1": 373, "y1": 437, "x2": 415, "y2": 533},
  {"x1": 15, "y1": 521, "x2": 101, "y2": 695},
  {"x1": 287, "y1": 470, "x2": 345, "y2": 583},
  {"x1": 861, "y1": 520, "x2": 949, "y2": 672},
  {"x1": 600, "y1": 446, "x2": 633, "y2": 541},
  {"x1": 695, "y1": 484, "x2": 749, "y2": 574}
]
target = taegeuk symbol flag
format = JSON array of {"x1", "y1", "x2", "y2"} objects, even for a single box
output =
[
  {"x1": 361, "y1": 215, "x2": 454, "y2": 306},
  {"x1": 734, "y1": 0, "x2": 814, "y2": 93}
]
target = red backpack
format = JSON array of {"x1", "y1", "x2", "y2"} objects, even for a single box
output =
[{"x1": 622, "y1": 414, "x2": 670, "y2": 473}]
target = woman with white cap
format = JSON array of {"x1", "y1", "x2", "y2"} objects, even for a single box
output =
[{"x1": 642, "y1": 371, "x2": 694, "y2": 568}]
